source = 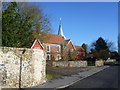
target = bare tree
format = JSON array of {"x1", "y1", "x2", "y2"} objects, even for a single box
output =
[{"x1": 106, "y1": 40, "x2": 116, "y2": 52}]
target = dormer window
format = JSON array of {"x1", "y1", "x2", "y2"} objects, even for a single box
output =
[
  {"x1": 57, "y1": 46, "x2": 61, "y2": 52},
  {"x1": 46, "y1": 45, "x2": 50, "y2": 52}
]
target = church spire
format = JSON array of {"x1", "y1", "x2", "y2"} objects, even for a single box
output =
[{"x1": 58, "y1": 18, "x2": 66, "y2": 39}]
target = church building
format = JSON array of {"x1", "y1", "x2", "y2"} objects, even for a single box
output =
[{"x1": 31, "y1": 19, "x2": 85, "y2": 60}]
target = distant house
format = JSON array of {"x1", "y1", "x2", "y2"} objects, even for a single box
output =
[
  {"x1": 31, "y1": 20, "x2": 85, "y2": 60},
  {"x1": 75, "y1": 46, "x2": 85, "y2": 60}
]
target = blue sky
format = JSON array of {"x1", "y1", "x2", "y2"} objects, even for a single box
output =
[{"x1": 31, "y1": 2, "x2": 118, "y2": 50}]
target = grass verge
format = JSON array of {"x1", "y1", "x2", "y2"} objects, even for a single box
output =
[
  {"x1": 46, "y1": 73, "x2": 58, "y2": 80},
  {"x1": 47, "y1": 66, "x2": 89, "y2": 69}
]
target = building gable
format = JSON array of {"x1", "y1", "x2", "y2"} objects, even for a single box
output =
[
  {"x1": 31, "y1": 40, "x2": 44, "y2": 49},
  {"x1": 64, "y1": 40, "x2": 76, "y2": 51}
]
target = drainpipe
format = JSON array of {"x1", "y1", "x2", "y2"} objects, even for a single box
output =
[{"x1": 19, "y1": 49, "x2": 26, "y2": 89}]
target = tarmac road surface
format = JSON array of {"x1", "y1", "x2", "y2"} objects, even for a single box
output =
[{"x1": 63, "y1": 65, "x2": 119, "y2": 89}]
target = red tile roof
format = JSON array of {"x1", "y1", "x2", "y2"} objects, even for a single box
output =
[
  {"x1": 75, "y1": 46, "x2": 84, "y2": 51},
  {"x1": 43, "y1": 33, "x2": 65, "y2": 44}
]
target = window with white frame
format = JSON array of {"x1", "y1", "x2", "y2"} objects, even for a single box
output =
[
  {"x1": 57, "y1": 54, "x2": 61, "y2": 60},
  {"x1": 70, "y1": 49, "x2": 74, "y2": 52},
  {"x1": 57, "y1": 46, "x2": 61, "y2": 52},
  {"x1": 47, "y1": 54, "x2": 51, "y2": 60},
  {"x1": 46, "y1": 45, "x2": 50, "y2": 52}
]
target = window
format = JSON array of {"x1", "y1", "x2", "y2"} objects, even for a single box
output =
[
  {"x1": 46, "y1": 45, "x2": 50, "y2": 52},
  {"x1": 70, "y1": 49, "x2": 74, "y2": 52},
  {"x1": 57, "y1": 54, "x2": 61, "y2": 60},
  {"x1": 47, "y1": 54, "x2": 51, "y2": 60},
  {"x1": 57, "y1": 46, "x2": 61, "y2": 52}
]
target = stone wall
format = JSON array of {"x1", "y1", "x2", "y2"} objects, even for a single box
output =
[
  {"x1": 47, "y1": 61, "x2": 87, "y2": 67},
  {"x1": 105, "y1": 59, "x2": 116, "y2": 63},
  {"x1": 0, "y1": 47, "x2": 46, "y2": 89},
  {"x1": 95, "y1": 60, "x2": 104, "y2": 67}
]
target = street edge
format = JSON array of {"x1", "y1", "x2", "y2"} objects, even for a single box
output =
[{"x1": 56, "y1": 66, "x2": 110, "y2": 89}]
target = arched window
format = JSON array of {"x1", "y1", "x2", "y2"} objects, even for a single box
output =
[
  {"x1": 47, "y1": 54, "x2": 51, "y2": 60},
  {"x1": 57, "y1": 54, "x2": 61, "y2": 60}
]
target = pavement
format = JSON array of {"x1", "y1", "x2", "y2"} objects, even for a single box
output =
[{"x1": 31, "y1": 66, "x2": 110, "y2": 89}]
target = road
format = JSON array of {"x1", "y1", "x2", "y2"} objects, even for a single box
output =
[{"x1": 61, "y1": 65, "x2": 119, "y2": 89}]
